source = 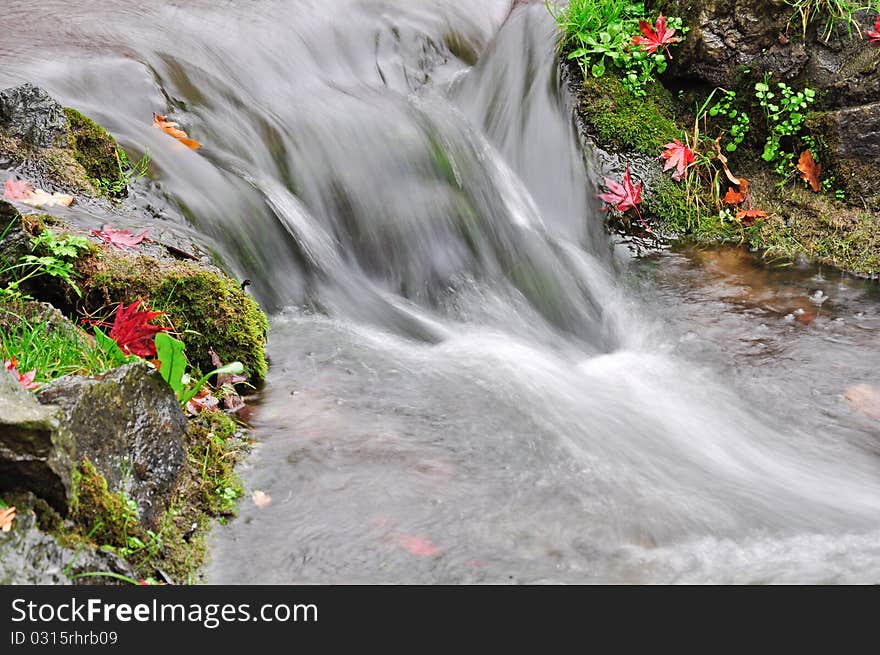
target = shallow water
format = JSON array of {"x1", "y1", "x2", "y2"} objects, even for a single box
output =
[{"x1": 3, "y1": 0, "x2": 879, "y2": 583}]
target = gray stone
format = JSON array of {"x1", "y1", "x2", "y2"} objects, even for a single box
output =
[
  {"x1": 0, "y1": 369, "x2": 74, "y2": 515},
  {"x1": 816, "y1": 102, "x2": 880, "y2": 166},
  {"x1": 37, "y1": 362, "x2": 187, "y2": 528},
  {"x1": 0, "y1": 83, "x2": 69, "y2": 149},
  {"x1": 649, "y1": 1, "x2": 880, "y2": 109},
  {"x1": 0, "y1": 507, "x2": 134, "y2": 585}
]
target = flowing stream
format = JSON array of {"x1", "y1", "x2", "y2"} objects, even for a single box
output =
[{"x1": 3, "y1": 0, "x2": 880, "y2": 583}]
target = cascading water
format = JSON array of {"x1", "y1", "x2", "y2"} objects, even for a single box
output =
[{"x1": 3, "y1": 0, "x2": 879, "y2": 583}]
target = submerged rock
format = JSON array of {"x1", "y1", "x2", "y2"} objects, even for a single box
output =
[
  {"x1": 37, "y1": 362, "x2": 187, "y2": 528},
  {"x1": 0, "y1": 369, "x2": 74, "y2": 515},
  {"x1": 0, "y1": 83, "x2": 69, "y2": 149}
]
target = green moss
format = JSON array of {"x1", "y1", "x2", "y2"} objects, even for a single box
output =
[
  {"x1": 80, "y1": 252, "x2": 269, "y2": 382},
  {"x1": 63, "y1": 108, "x2": 125, "y2": 198},
  {"x1": 59, "y1": 414, "x2": 248, "y2": 584},
  {"x1": 71, "y1": 460, "x2": 142, "y2": 552},
  {"x1": 184, "y1": 412, "x2": 244, "y2": 517},
  {"x1": 580, "y1": 75, "x2": 680, "y2": 155}
]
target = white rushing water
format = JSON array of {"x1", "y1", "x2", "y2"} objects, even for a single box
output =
[{"x1": 2, "y1": 0, "x2": 879, "y2": 583}]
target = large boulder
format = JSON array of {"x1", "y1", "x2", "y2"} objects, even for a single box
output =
[
  {"x1": 37, "y1": 362, "x2": 187, "y2": 528},
  {"x1": 0, "y1": 369, "x2": 74, "y2": 515},
  {"x1": 0, "y1": 83, "x2": 69, "y2": 149},
  {"x1": 650, "y1": 1, "x2": 880, "y2": 108},
  {"x1": 0, "y1": 83, "x2": 124, "y2": 197},
  {"x1": 0, "y1": 506, "x2": 134, "y2": 585}
]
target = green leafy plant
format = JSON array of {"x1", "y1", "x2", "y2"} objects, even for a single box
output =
[
  {"x1": 154, "y1": 332, "x2": 244, "y2": 407},
  {"x1": 92, "y1": 326, "x2": 141, "y2": 368},
  {"x1": 94, "y1": 147, "x2": 151, "y2": 197},
  {"x1": 755, "y1": 79, "x2": 816, "y2": 176},
  {"x1": 786, "y1": 0, "x2": 877, "y2": 41},
  {"x1": 707, "y1": 90, "x2": 751, "y2": 153},
  {"x1": 0, "y1": 224, "x2": 90, "y2": 301},
  {"x1": 549, "y1": 0, "x2": 686, "y2": 96}
]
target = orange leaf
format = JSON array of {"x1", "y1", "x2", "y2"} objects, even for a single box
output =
[
  {"x1": 797, "y1": 150, "x2": 821, "y2": 192},
  {"x1": 0, "y1": 506, "x2": 16, "y2": 533},
  {"x1": 153, "y1": 113, "x2": 201, "y2": 150},
  {"x1": 723, "y1": 188, "x2": 745, "y2": 205},
  {"x1": 735, "y1": 208, "x2": 768, "y2": 226}
]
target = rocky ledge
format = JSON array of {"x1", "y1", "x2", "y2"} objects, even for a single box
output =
[{"x1": 0, "y1": 84, "x2": 268, "y2": 584}]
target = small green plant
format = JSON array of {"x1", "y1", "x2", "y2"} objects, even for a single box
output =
[
  {"x1": 93, "y1": 148, "x2": 150, "y2": 197},
  {"x1": 154, "y1": 332, "x2": 244, "y2": 407},
  {"x1": 755, "y1": 79, "x2": 816, "y2": 176},
  {"x1": 786, "y1": 0, "x2": 876, "y2": 41},
  {"x1": 707, "y1": 90, "x2": 751, "y2": 153},
  {"x1": 0, "y1": 224, "x2": 90, "y2": 301},
  {"x1": 549, "y1": 0, "x2": 686, "y2": 97}
]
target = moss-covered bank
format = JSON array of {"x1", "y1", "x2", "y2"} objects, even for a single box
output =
[
  {"x1": 21, "y1": 412, "x2": 247, "y2": 584},
  {"x1": 570, "y1": 62, "x2": 880, "y2": 277}
]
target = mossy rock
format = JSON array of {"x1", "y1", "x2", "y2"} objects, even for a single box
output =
[
  {"x1": 71, "y1": 459, "x2": 142, "y2": 551},
  {"x1": 63, "y1": 108, "x2": 126, "y2": 198},
  {"x1": 0, "y1": 85, "x2": 124, "y2": 198},
  {"x1": 579, "y1": 74, "x2": 680, "y2": 156},
  {"x1": 77, "y1": 251, "x2": 269, "y2": 382}
]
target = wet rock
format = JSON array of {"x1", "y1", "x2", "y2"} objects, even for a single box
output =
[
  {"x1": 0, "y1": 507, "x2": 134, "y2": 585},
  {"x1": 0, "y1": 83, "x2": 69, "y2": 149},
  {"x1": 37, "y1": 362, "x2": 187, "y2": 528},
  {"x1": 803, "y1": 102, "x2": 880, "y2": 205},
  {"x1": 0, "y1": 369, "x2": 74, "y2": 515},
  {"x1": 649, "y1": 1, "x2": 880, "y2": 109},
  {"x1": 0, "y1": 200, "x2": 31, "y2": 284}
]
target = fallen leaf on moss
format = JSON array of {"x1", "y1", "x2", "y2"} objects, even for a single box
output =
[
  {"x1": 91, "y1": 225, "x2": 150, "y2": 250},
  {"x1": 252, "y1": 490, "x2": 272, "y2": 508},
  {"x1": 632, "y1": 13, "x2": 680, "y2": 57},
  {"x1": 186, "y1": 387, "x2": 220, "y2": 415},
  {"x1": 659, "y1": 139, "x2": 695, "y2": 181},
  {"x1": 735, "y1": 208, "x2": 768, "y2": 226},
  {"x1": 99, "y1": 300, "x2": 168, "y2": 358},
  {"x1": 797, "y1": 150, "x2": 822, "y2": 193},
  {"x1": 723, "y1": 188, "x2": 744, "y2": 205},
  {"x1": 4, "y1": 178, "x2": 74, "y2": 208},
  {"x1": 0, "y1": 506, "x2": 16, "y2": 533},
  {"x1": 153, "y1": 113, "x2": 201, "y2": 150}
]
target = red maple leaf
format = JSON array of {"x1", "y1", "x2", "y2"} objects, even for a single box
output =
[
  {"x1": 598, "y1": 167, "x2": 651, "y2": 232},
  {"x1": 91, "y1": 225, "x2": 150, "y2": 250},
  {"x1": 598, "y1": 167, "x2": 642, "y2": 212},
  {"x1": 867, "y1": 16, "x2": 880, "y2": 44},
  {"x1": 4, "y1": 358, "x2": 40, "y2": 390},
  {"x1": 632, "y1": 13, "x2": 680, "y2": 57},
  {"x1": 659, "y1": 139, "x2": 695, "y2": 181},
  {"x1": 105, "y1": 301, "x2": 169, "y2": 358}
]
